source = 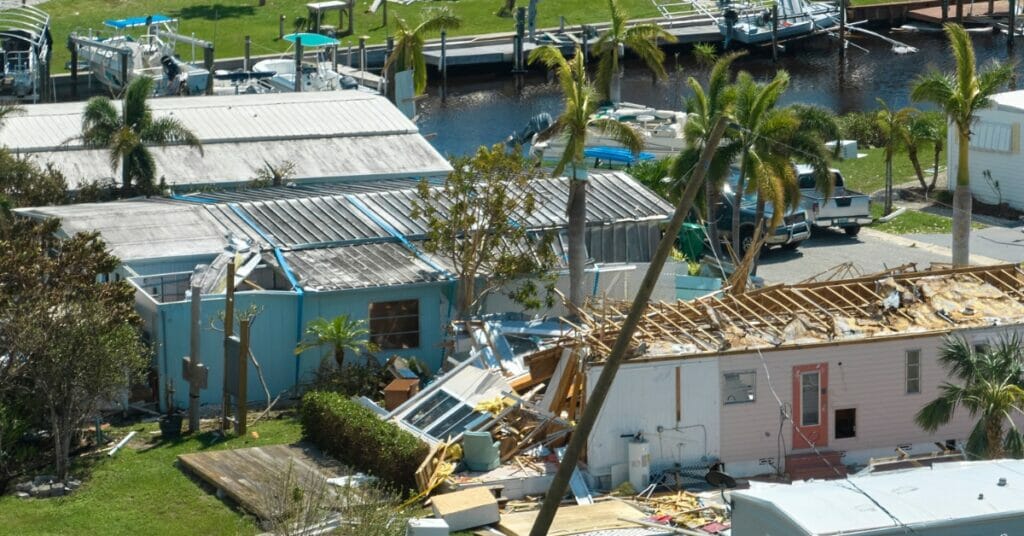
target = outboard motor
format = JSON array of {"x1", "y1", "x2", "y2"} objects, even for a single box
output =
[
  {"x1": 507, "y1": 112, "x2": 553, "y2": 147},
  {"x1": 339, "y1": 75, "x2": 359, "y2": 90},
  {"x1": 161, "y1": 55, "x2": 180, "y2": 80}
]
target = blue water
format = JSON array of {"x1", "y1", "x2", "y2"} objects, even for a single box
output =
[{"x1": 417, "y1": 30, "x2": 1021, "y2": 156}]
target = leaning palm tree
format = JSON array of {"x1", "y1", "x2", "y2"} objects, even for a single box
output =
[
  {"x1": 295, "y1": 315, "x2": 376, "y2": 369},
  {"x1": 385, "y1": 7, "x2": 462, "y2": 96},
  {"x1": 911, "y1": 23, "x2": 1013, "y2": 267},
  {"x1": 593, "y1": 0, "x2": 676, "y2": 104},
  {"x1": 81, "y1": 76, "x2": 202, "y2": 194},
  {"x1": 875, "y1": 98, "x2": 914, "y2": 215},
  {"x1": 528, "y1": 45, "x2": 643, "y2": 308},
  {"x1": 916, "y1": 334, "x2": 1024, "y2": 460}
]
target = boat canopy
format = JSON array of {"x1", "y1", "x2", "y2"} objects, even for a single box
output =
[
  {"x1": 0, "y1": 2, "x2": 50, "y2": 46},
  {"x1": 584, "y1": 146, "x2": 655, "y2": 165},
  {"x1": 103, "y1": 14, "x2": 175, "y2": 29},
  {"x1": 283, "y1": 32, "x2": 339, "y2": 47}
]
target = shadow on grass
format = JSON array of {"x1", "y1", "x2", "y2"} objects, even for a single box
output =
[{"x1": 173, "y1": 4, "x2": 257, "y2": 21}]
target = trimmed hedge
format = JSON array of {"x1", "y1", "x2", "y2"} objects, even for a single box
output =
[{"x1": 300, "y1": 391, "x2": 427, "y2": 491}]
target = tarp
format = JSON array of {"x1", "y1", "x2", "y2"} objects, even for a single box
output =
[
  {"x1": 283, "y1": 32, "x2": 339, "y2": 47},
  {"x1": 584, "y1": 146, "x2": 655, "y2": 164},
  {"x1": 103, "y1": 14, "x2": 175, "y2": 29}
]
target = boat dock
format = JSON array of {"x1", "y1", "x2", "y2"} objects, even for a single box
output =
[{"x1": 907, "y1": 0, "x2": 1012, "y2": 23}]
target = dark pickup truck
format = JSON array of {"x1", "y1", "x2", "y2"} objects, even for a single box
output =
[{"x1": 714, "y1": 182, "x2": 812, "y2": 256}]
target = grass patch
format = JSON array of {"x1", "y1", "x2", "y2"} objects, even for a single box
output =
[
  {"x1": 45, "y1": 0, "x2": 663, "y2": 74},
  {"x1": 869, "y1": 204, "x2": 984, "y2": 234},
  {"x1": 0, "y1": 417, "x2": 303, "y2": 535},
  {"x1": 832, "y1": 145, "x2": 943, "y2": 195}
]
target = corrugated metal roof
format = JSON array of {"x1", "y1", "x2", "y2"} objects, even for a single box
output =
[
  {"x1": 207, "y1": 195, "x2": 386, "y2": 248},
  {"x1": 178, "y1": 178, "x2": 428, "y2": 203},
  {"x1": 733, "y1": 460, "x2": 1024, "y2": 534},
  {"x1": 283, "y1": 242, "x2": 450, "y2": 291}
]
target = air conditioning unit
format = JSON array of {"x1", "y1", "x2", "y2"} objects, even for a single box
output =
[{"x1": 406, "y1": 518, "x2": 449, "y2": 536}]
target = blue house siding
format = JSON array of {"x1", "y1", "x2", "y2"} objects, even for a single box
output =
[{"x1": 146, "y1": 282, "x2": 451, "y2": 410}]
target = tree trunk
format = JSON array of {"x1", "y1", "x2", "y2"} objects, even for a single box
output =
[
  {"x1": 567, "y1": 171, "x2": 588, "y2": 308},
  {"x1": 706, "y1": 185, "x2": 723, "y2": 259},
  {"x1": 333, "y1": 347, "x2": 345, "y2": 369},
  {"x1": 952, "y1": 133, "x2": 972, "y2": 267},
  {"x1": 908, "y1": 146, "x2": 928, "y2": 191},
  {"x1": 986, "y1": 416, "x2": 1005, "y2": 459},
  {"x1": 884, "y1": 150, "x2": 893, "y2": 215},
  {"x1": 731, "y1": 151, "x2": 749, "y2": 258},
  {"x1": 751, "y1": 194, "x2": 767, "y2": 275},
  {"x1": 529, "y1": 116, "x2": 729, "y2": 536},
  {"x1": 51, "y1": 411, "x2": 72, "y2": 481},
  {"x1": 930, "y1": 142, "x2": 942, "y2": 192},
  {"x1": 610, "y1": 51, "x2": 622, "y2": 105},
  {"x1": 456, "y1": 276, "x2": 475, "y2": 319},
  {"x1": 121, "y1": 157, "x2": 131, "y2": 192}
]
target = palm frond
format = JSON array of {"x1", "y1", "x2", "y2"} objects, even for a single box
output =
[
  {"x1": 915, "y1": 382, "x2": 966, "y2": 432},
  {"x1": 142, "y1": 117, "x2": 204, "y2": 154},
  {"x1": 81, "y1": 97, "x2": 121, "y2": 147},
  {"x1": 122, "y1": 76, "x2": 155, "y2": 129},
  {"x1": 590, "y1": 118, "x2": 643, "y2": 155}
]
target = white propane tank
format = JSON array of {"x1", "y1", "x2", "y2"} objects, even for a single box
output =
[{"x1": 627, "y1": 439, "x2": 651, "y2": 491}]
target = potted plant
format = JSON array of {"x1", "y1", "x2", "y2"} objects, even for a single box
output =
[{"x1": 158, "y1": 379, "x2": 184, "y2": 439}]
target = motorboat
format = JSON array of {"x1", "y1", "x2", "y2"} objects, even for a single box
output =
[
  {"x1": 531, "y1": 102, "x2": 688, "y2": 162},
  {"x1": 74, "y1": 14, "x2": 210, "y2": 96},
  {"x1": 252, "y1": 33, "x2": 362, "y2": 93},
  {"x1": 0, "y1": 2, "x2": 51, "y2": 102},
  {"x1": 719, "y1": 0, "x2": 839, "y2": 46}
]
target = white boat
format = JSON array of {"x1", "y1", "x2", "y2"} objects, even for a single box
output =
[
  {"x1": 75, "y1": 14, "x2": 209, "y2": 96},
  {"x1": 719, "y1": 0, "x2": 839, "y2": 46},
  {"x1": 253, "y1": 33, "x2": 367, "y2": 93},
  {"x1": 531, "y1": 103, "x2": 688, "y2": 162},
  {"x1": 0, "y1": 2, "x2": 50, "y2": 102}
]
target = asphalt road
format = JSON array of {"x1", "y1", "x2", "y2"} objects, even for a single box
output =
[
  {"x1": 904, "y1": 224, "x2": 1024, "y2": 265},
  {"x1": 754, "y1": 227, "x2": 1004, "y2": 285}
]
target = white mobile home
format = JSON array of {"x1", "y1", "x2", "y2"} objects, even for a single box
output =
[{"x1": 946, "y1": 90, "x2": 1024, "y2": 211}]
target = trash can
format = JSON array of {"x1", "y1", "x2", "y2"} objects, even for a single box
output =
[{"x1": 676, "y1": 223, "x2": 705, "y2": 262}]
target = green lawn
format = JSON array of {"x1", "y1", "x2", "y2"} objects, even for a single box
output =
[
  {"x1": 868, "y1": 203, "x2": 985, "y2": 234},
  {"x1": 1, "y1": 417, "x2": 304, "y2": 535},
  {"x1": 45, "y1": 0, "x2": 663, "y2": 74},
  {"x1": 832, "y1": 145, "x2": 942, "y2": 195}
]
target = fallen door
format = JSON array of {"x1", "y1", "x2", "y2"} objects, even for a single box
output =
[{"x1": 792, "y1": 363, "x2": 828, "y2": 449}]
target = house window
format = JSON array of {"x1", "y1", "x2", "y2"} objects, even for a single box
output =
[
  {"x1": 835, "y1": 408, "x2": 856, "y2": 439},
  {"x1": 906, "y1": 349, "x2": 921, "y2": 394},
  {"x1": 369, "y1": 299, "x2": 420, "y2": 349},
  {"x1": 723, "y1": 371, "x2": 756, "y2": 404},
  {"x1": 401, "y1": 389, "x2": 488, "y2": 442},
  {"x1": 801, "y1": 372, "x2": 820, "y2": 426}
]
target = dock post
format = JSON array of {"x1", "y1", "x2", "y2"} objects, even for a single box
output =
[
  {"x1": 188, "y1": 284, "x2": 201, "y2": 434},
  {"x1": 332, "y1": 44, "x2": 339, "y2": 73},
  {"x1": 838, "y1": 0, "x2": 846, "y2": 62},
  {"x1": 383, "y1": 0, "x2": 389, "y2": 30},
  {"x1": 941, "y1": 0, "x2": 948, "y2": 23},
  {"x1": 119, "y1": 49, "x2": 130, "y2": 95},
  {"x1": 203, "y1": 45, "x2": 214, "y2": 95},
  {"x1": 385, "y1": 36, "x2": 395, "y2": 103},
  {"x1": 68, "y1": 36, "x2": 78, "y2": 100},
  {"x1": 359, "y1": 36, "x2": 367, "y2": 75},
  {"x1": 295, "y1": 36, "x2": 303, "y2": 92},
  {"x1": 514, "y1": 7, "x2": 526, "y2": 73},
  {"x1": 1010, "y1": 0, "x2": 1017, "y2": 52},
  {"x1": 956, "y1": 0, "x2": 963, "y2": 24},
  {"x1": 582, "y1": 25, "x2": 590, "y2": 63},
  {"x1": 770, "y1": 5, "x2": 779, "y2": 62},
  {"x1": 440, "y1": 29, "x2": 448, "y2": 102},
  {"x1": 222, "y1": 261, "x2": 235, "y2": 433},
  {"x1": 279, "y1": 15, "x2": 286, "y2": 39},
  {"x1": 244, "y1": 35, "x2": 251, "y2": 71},
  {"x1": 560, "y1": 16, "x2": 566, "y2": 33},
  {"x1": 347, "y1": 41, "x2": 353, "y2": 67},
  {"x1": 236, "y1": 319, "x2": 250, "y2": 436}
]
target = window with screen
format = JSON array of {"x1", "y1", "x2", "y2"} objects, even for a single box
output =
[{"x1": 369, "y1": 299, "x2": 420, "y2": 349}]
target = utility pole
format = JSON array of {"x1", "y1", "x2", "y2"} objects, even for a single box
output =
[
  {"x1": 529, "y1": 116, "x2": 730, "y2": 536},
  {"x1": 221, "y1": 261, "x2": 235, "y2": 432},
  {"x1": 187, "y1": 285, "x2": 202, "y2": 433},
  {"x1": 236, "y1": 319, "x2": 250, "y2": 436}
]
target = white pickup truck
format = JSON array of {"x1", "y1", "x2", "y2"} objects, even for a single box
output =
[{"x1": 795, "y1": 164, "x2": 872, "y2": 237}]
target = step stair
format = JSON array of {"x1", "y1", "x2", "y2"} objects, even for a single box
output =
[{"x1": 785, "y1": 450, "x2": 847, "y2": 481}]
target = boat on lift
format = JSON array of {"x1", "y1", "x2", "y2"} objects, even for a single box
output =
[
  {"x1": 0, "y1": 2, "x2": 51, "y2": 102},
  {"x1": 74, "y1": 14, "x2": 210, "y2": 96},
  {"x1": 253, "y1": 33, "x2": 367, "y2": 93},
  {"x1": 531, "y1": 102, "x2": 688, "y2": 162},
  {"x1": 719, "y1": 0, "x2": 839, "y2": 46}
]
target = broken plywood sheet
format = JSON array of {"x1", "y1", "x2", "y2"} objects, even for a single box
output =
[
  {"x1": 497, "y1": 501, "x2": 648, "y2": 536},
  {"x1": 430, "y1": 486, "x2": 500, "y2": 531}
]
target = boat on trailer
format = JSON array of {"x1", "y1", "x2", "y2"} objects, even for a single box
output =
[
  {"x1": 720, "y1": 0, "x2": 839, "y2": 46},
  {"x1": 0, "y1": 2, "x2": 51, "y2": 102},
  {"x1": 74, "y1": 14, "x2": 210, "y2": 96}
]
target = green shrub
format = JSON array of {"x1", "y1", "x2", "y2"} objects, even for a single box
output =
[
  {"x1": 838, "y1": 111, "x2": 884, "y2": 148},
  {"x1": 300, "y1": 391, "x2": 427, "y2": 492}
]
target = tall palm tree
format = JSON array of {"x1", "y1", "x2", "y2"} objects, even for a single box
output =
[
  {"x1": 385, "y1": 7, "x2": 462, "y2": 96},
  {"x1": 593, "y1": 0, "x2": 676, "y2": 104},
  {"x1": 528, "y1": 45, "x2": 643, "y2": 308},
  {"x1": 81, "y1": 76, "x2": 202, "y2": 194},
  {"x1": 294, "y1": 315, "x2": 376, "y2": 369},
  {"x1": 916, "y1": 334, "x2": 1024, "y2": 460},
  {"x1": 875, "y1": 98, "x2": 914, "y2": 216},
  {"x1": 911, "y1": 24, "x2": 1013, "y2": 267}
]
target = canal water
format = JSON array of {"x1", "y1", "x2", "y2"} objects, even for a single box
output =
[{"x1": 417, "y1": 30, "x2": 1022, "y2": 156}]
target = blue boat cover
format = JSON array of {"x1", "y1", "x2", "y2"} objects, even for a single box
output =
[
  {"x1": 584, "y1": 146, "x2": 655, "y2": 164},
  {"x1": 104, "y1": 14, "x2": 175, "y2": 29},
  {"x1": 283, "y1": 33, "x2": 340, "y2": 47}
]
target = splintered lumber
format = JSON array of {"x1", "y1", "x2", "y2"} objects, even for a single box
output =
[
  {"x1": 496, "y1": 501, "x2": 648, "y2": 536},
  {"x1": 431, "y1": 487, "x2": 500, "y2": 532}
]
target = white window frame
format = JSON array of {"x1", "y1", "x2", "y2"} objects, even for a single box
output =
[
  {"x1": 800, "y1": 371, "x2": 821, "y2": 427},
  {"x1": 906, "y1": 349, "x2": 921, "y2": 395}
]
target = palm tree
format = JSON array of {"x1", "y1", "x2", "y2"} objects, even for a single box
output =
[
  {"x1": 385, "y1": 7, "x2": 462, "y2": 96},
  {"x1": 593, "y1": 0, "x2": 676, "y2": 104},
  {"x1": 911, "y1": 24, "x2": 1013, "y2": 267},
  {"x1": 80, "y1": 76, "x2": 202, "y2": 194},
  {"x1": 295, "y1": 315, "x2": 376, "y2": 369},
  {"x1": 916, "y1": 334, "x2": 1024, "y2": 460},
  {"x1": 875, "y1": 98, "x2": 914, "y2": 216},
  {"x1": 529, "y1": 45, "x2": 643, "y2": 308},
  {"x1": 0, "y1": 104, "x2": 20, "y2": 126}
]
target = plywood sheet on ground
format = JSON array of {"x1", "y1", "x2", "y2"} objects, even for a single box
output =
[
  {"x1": 177, "y1": 443, "x2": 345, "y2": 520},
  {"x1": 497, "y1": 501, "x2": 648, "y2": 536}
]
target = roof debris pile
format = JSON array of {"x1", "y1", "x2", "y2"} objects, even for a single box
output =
[{"x1": 578, "y1": 264, "x2": 1024, "y2": 361}]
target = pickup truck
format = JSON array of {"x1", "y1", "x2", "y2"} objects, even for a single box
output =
[
  {"x1": 795, "y1": 164, "x2": 872, "y2": 237},
  {"x1": 713, "y1": 182, "x2": 812, "y2": 257}
]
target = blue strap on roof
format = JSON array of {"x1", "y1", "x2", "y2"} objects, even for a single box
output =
[
  {"x1": 283, "y1": 32, "x2": 340, "y2": 47},
  {"x1": 584, "y1": 146, "x2": 655, "y2": 164},
  {"x1": 104, "y1": 14, "x2": 175, "y2": 29},
  {"x1": 344, "y1": 195, "x2": 453, "y2": 279}
]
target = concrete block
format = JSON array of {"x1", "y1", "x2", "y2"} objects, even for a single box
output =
[
  {"x1": 15, "y1": 492, "x2": 30, "y2": 499},
  {"x1": 405, "y1": 517, "x2": 449, "y2": 535},
  {"x1": 430, "y1": 487, "x2": 499, "y2": 532}
]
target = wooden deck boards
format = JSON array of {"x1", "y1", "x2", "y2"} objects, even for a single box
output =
[
  {"x1": 908, "y1": 1, "x2": 1011, "y2": 23},
  {"x1": 177, "y1": 443, "x2": 345, "y2": 520},
  {"x1": 496, "y1": 501, "x2": 648, "y2": 536}
]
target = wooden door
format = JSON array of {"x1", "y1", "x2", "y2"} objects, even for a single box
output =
[{"x1": 792, "y1": 363, "x2": 828, "y2": 449}]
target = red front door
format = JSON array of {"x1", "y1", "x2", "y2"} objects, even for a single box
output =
[{"x1": 792, "y1": 363, "x2": 828, "y2": 449}]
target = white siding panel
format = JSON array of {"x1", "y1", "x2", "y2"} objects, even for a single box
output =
[{"x1": 950, "y1": 106, "x2": 1024, "y2": 209}]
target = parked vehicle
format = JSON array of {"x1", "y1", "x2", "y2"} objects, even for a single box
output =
[
  {"x1": 795, "y1": 164, "x2": 872, "y2": 236},
  {"x1": 713, "y1": 181, "x2": 811, "y2": 257}
]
